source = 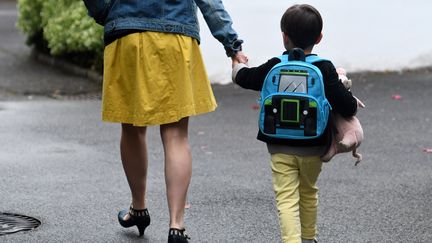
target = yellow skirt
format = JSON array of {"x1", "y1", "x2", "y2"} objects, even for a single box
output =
[{"x1": 102, "y1": 32, "x2": 217, "y2": 126}]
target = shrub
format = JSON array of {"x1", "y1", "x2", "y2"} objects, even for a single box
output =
[
  {"x1": 17, "y1": 0, "x2": 103, "y2": 70},
  {"x1": 17, "y1": 0, "x2": 44, "y2": 38},
  {"x1": 17, "y1": 0, "x2": 46, "y2": 51}
]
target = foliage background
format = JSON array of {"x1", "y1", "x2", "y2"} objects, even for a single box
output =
[{"x1": 17, "y1": 0, "x2": 104, "y2": 70}]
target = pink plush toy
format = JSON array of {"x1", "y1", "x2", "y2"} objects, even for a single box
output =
[{"x1": 321, "y1": 68, "x2": 365, "y2": 165}]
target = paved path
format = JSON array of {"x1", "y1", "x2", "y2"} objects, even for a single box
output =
[
  {"x1": 1, "y1": 1, "x2": 432, "y2": 242},
  {"x1": 0, "y1": 0, "x2": 100, "y2": 100}
]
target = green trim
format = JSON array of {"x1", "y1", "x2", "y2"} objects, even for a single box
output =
[
  {"x1": 309, "y1": 101, "x2": 317, "y2": 108},
  {"x1": 280, "y1": 99, "x2": 299, "y2": 123},
  {"x1": 280, "y1": 71, "x2": 309, "y2": 76},
  {"x1": 264, "y1": 98, "x2": 272, "y2": 106}
]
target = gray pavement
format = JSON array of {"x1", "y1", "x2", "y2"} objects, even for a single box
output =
[
  {"x1": 1, "y1": 1, "x2": 432, "y2": 243},
  {"x1": 0, "y1": 0, "x2": 101, "y2": 100}
]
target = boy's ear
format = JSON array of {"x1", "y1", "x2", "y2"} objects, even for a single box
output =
[
  {"x1": 315, "y1": 33, "x2": 323, "y2": 44},
  {"x1": 282, "y1": 32, "x2": 289, "y2": 45},
  {"x1": 282, "y1": 32, "x2": 291, "y2": 50}
]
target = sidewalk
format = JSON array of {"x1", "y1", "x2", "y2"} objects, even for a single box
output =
[{"x1": 1, "y1": 1, "x2": 432, "y2": 243}]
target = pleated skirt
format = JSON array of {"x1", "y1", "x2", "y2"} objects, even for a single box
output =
[{"x1": 102, "y1": 31, "x2": 217, "y2": 126}]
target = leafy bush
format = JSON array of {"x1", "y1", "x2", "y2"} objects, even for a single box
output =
[
  {"x1": 16, "y1": 0, "x2": 44, "y2": 38},
  {"x1": 17, "y1": 0, "x2": 103, "y2": 70}
]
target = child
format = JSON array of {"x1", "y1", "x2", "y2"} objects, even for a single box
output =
[{"x1": 232, "y1": 4, "x2": 358, "y2": 243}]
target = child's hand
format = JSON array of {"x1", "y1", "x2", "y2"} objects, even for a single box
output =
[
  {"x1": 233, "y1": 51, "x2": 248, "y2": 63},
  {"x1": 232, "y1": 59, "x2": 239, "y2": 68},
  {"x1": 231, "y1": 51, "x2": 248, "y2": 68}
]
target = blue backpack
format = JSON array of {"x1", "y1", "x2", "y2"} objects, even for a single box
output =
[{"x1": 259, "y1": 48, "x2": 331, "y2": 140}]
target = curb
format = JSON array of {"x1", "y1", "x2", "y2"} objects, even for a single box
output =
[{"x1": 31, "y1": 49, "x2": 103, "y2": 85}]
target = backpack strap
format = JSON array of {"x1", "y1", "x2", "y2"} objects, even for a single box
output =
[
  {"x1": 277, "y1": 54, "x2": 288, "y2": 62},
  {"x1": 277, "y1": 53, "x2": 329, "y2": 64},
  {"x1": 305, "y1": 55, "x2": 328, "y2": 64},
  {"x1": 278, "y1": 48, "x2": 306, "y2": 62}
]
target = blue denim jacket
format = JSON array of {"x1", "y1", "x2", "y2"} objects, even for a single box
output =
[{"x1": 83, "y1": 0, "x2": 242, "y2": 56}]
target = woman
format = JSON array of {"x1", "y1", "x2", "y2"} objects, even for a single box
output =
[{"x1": 83, "y1": 0, "x2": 247, "y2": 242}]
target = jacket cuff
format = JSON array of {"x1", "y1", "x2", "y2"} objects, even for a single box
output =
[
  {"x1": 224, "y1": 39, "x2": 243, "y2": 57},
  {"x1": 232, "y1": 63, "x2": 248, "y2": 83}
]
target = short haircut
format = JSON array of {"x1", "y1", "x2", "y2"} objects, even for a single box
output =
[{"x1": 280, "y1": 4, "x2": 323, "y2": 50}]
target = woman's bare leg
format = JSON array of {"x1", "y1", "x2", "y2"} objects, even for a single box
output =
[
  {"x1": 160, "y1": 117, "x2": 192, "y2": 229},
  {"x1": 120, "y1": 123, "x2": 148, "y2": 210}
]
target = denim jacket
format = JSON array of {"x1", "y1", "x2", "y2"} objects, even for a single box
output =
[{"x1": 83, "y1": 0, "x2": 242, "y2": 56}]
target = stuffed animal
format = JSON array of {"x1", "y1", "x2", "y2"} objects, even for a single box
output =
[
  {"x1": 321, "y1": 68, "x2": 365, "y2": 165},
  {"x1": 336, "y1": 67, "x2": 352, "y2": 90}
]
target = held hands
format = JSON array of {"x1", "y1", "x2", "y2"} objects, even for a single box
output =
[{"x1": 231, "y1": 51, "x2": 248, "y2": 68}]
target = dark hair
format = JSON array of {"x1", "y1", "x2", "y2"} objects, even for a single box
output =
[{"x1": 280, "y1": 4, "x2": 323, "y2": 50}]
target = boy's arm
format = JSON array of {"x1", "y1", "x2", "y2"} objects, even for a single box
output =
[
  {"x1": 232, "y1": 58, "x2": 280, "y2": 91},
  {"x1": 320, "y1": 62, "x2": 358, "y2": 117}
]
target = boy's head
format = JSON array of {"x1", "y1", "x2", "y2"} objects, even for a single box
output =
[{"x1": 280, "y1": 4, "x2": 323, "y2": 51}]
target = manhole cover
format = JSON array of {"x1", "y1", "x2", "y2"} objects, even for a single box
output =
[{"x1": 0, "y1": 213, "x2": 41, "y2": 236}]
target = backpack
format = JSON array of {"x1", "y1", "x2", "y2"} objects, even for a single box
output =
[{"x1": 259, "y1": 48, "x2": 331, "y2": 140}]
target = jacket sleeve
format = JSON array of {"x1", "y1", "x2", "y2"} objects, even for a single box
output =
[
  {"x1": 83, "y1": 0, "x2": 112, "y2": 25},
  {"x1": 193, "y1": 0, "x2": 242, "y2": 57},
  {"x1": 232, "y1": 58, "x2": 281, "y2": 91},
  {"x1": 320, "y1": 61, "x2": 358, "y2": 117}
]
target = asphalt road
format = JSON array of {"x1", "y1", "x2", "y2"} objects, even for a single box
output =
[{"x1": 1, "y1": 1, "x2": 432, "y2": 243}]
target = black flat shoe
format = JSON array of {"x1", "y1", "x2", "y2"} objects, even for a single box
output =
[
  {"x1": 168, "y1": 228, "x2": 190, "y2": 243},
  {"x1": 118, "y1": 206, "x2": 150, "y2": 236}
]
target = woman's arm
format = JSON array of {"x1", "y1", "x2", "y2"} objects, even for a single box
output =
[
  {"x1": 83, "y1": 0, "x2": 112, "y2": 25},
  {"x1": 194, "y1": 0, "x2": 242, "y2": 57}
]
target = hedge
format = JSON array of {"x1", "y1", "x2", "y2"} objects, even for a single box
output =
[{"x1": 17, "y1": 0, "x2": 104, "y2": 70}]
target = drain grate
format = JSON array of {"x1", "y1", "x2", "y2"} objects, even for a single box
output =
[{"x1": 0, "y1": 213, "x2": 41, "y2": 236}]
